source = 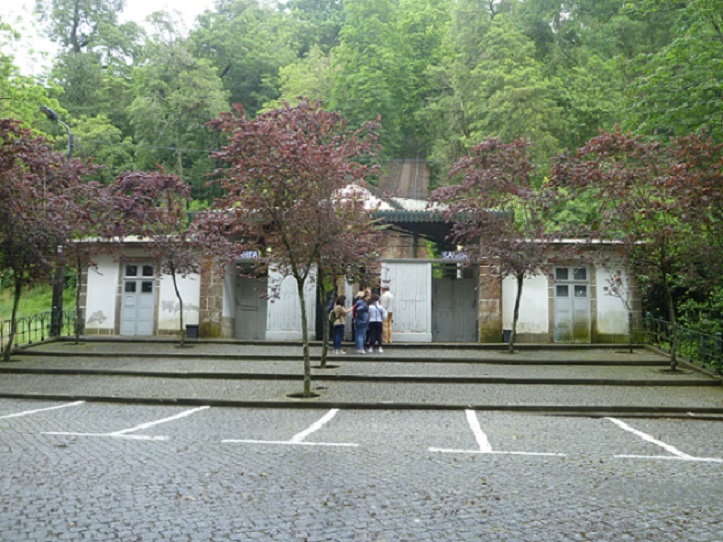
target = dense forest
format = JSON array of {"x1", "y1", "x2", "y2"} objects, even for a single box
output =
[{"x1": 1, "y1": 0, "x2": 721, "y2": 195}]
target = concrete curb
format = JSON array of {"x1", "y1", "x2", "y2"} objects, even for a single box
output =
[
  {"x1": 11, "y1": 352, "x2": 673, "y2": 366},
  {"x1": 47, "y1": 336, "x2": 648, "y2": 351},
  {"x1": 1, "y1": 391, "x2": 722, "y2": 419},
  {"x1": 0, "y1": 367, "x2": 717, "y2": 387}
]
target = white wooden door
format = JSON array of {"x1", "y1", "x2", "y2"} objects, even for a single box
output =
[
  {"x1": 554, "y1": 267, "x2": 591, "y2": 343},
  {"x1": 265, "y1": 268, "x2": 317, "y2": 341},
  {"x1": 120, "y1": 263, "x2": 155, "y2": 336},
  {"x1": 234, "y1": 276, "x2": 267, "y2": 340},
  {"x1": 381, "y1": 261, "x2": 432, "y2": 342}
]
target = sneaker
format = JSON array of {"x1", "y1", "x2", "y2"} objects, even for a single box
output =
[
  {"x1": 377, "y1": 347, "x2": 384, "y2": 353},
  {"x1": 366, "y1": 347, "x2": 372, "y2": 353},
  {"x1": 356, "y1": 349, "x2": 366, "y2": 354},
  {"x1": 339, "y1": 350, "x2": 346, "y2": 355}
]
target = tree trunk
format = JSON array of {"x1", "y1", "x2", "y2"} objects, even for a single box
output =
[
  {"x1": 509, "y1": 273, "x2": 524, "y2": 354},
  {"x1": 171, "y1": 270, "x2": 185, "y2": 347},
  {"x1": 2, "y1": 278, "x2": 22, "y2": 362},
  {"x1": 74, "y1": 255, "x2": 82, "y2": 344},
  {"x1": 297, "y1": 277, "x2": 312, "y2": 397},
  {"x1": 318, "y1": 270, "x2": 330, "y2": 369}
]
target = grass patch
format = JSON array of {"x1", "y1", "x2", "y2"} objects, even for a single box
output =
[{"x1": 0, "y1": 284, "x2": 76, "y2": 321}]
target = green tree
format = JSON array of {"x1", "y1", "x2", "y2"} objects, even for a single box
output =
[
  {"x1": 286, "y1": 0, "x2": 345, "y2": 55},
  {"x1": 421, "y1": 7, "x2": 562, "y2": 178},
  {"x1": 623, "y1": 0, "x2": 723, "y2": 142},
  {"x1": 0, "y1": 22, "x2": 63, "y2": 126},
  {"x1": 37, "y1": 0, "x2": 144, "y2": 123},
  {"x1": 69, "y1": 114, "x2": 135, "y2": 183},
  {"x1": 331, "y1": 0, "x2": 407, "y2": 157},
  {"x1": 128, "y1": 33, "x2": 229, "y2": 200},
  {"x1": 396, "y1": 0, "x2": 450, "y2": 155},
  {"x1": 191, "y1": 0, "x2": 297, "y2": 116},
  {"x1": 268, "y1": 45, "x2": 334, "y2": 108},
  {"x1": 467, "y1": 16, "x2": 562, "y2": 162}
]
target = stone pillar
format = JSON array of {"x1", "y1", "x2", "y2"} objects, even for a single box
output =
[
  {"x1": 199, "y1": 258, "x2": 224, "y2": 338},
  {"x1": 478, "y1": 265, "x2": 503, "y2": 343}
]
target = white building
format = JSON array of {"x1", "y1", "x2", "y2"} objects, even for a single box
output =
[{"x1": 81, "y1": 212, "x2": 637, "y2": 344}]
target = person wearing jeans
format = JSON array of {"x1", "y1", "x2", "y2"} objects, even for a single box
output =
[
  {"x1": 331, "y1": 295, "x2": 351, "y2": 354},
  {"x1": 353, "y1": 294, "x2": 369, "y2": 354},
  {"x1": 367, "y1": 294, "x2": 387, "y2": 353}
]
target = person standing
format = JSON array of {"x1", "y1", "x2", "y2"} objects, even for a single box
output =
[
  {"x1": 367, "y1": 294, "x2": 387, "y2": 353},
  {"x1": 381, "y1": 285, "x2": 394, "y2": 344},
  {"x1": 353, "y1": 293, "x2": 370, "y2": 354},
  {"x1": 331, "y1": 295, "x2": 352, "y2": 354}
]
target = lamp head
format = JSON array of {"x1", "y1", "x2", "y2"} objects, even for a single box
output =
[{"x1": 40, "y1": 106, "x2": 60, "y2": 122}]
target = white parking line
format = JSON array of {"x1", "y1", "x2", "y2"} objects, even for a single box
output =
[
  {"x1": 223, "y1": 408, "x2": 358, "y2": 447},
  {"x1": 607, "y1": 417, "x2": 723, "y2": 463},
  {"x1": 465, "y1": 409, "x2": 493, "y2": 452},
  {"x1": 429, "y1": 410, "x2": 566, "y2": 457},
  {"x1": 0, "y1": 401, "x2": 85, "y2": 420},
  {"x1": 43, "y1": 406, "x2": 210, "y2": 441}
]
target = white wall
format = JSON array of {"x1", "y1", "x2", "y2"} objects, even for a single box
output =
[
  {"x1": 595, "y1": 267, "x2": 630, "y2": 335},
  {"x1": 84, "y1": 254, "x2": 119, "y2": 333},
  {"x1": 157, "y1": 273, "x2": 201, "y2": 332},
  {"x1": 502, "y1": 274, "x2": 549, "y2": 334}
]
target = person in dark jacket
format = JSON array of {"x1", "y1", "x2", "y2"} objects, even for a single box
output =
[{"x1": 353, "y1": 292, "x2": 370, "y2": 354}]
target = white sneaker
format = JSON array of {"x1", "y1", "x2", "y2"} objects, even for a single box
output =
[
  {"x1": 366, "y1": 347, "x2": 372, "y2": 353},
  {"x1": 339, "y1": 350, "x2": 346, "y2": 355},
  {"x1": 377, "y1": 347, "x2": 384, "y2": 353},
  {"x1": 356, "y1": 349, "x2": 366, "y2": 354}
]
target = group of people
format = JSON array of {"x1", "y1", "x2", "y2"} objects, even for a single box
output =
[{"x1": 330, "y1": 286, "x2": 394, "y2": 355}]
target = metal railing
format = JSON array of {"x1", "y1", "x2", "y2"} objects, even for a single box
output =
[
  {"x1": 0, "y1": 309, "x2": 83, "y2": 351},
  {"x1": 643, "y1": 317, "x2": 723, "y2": 375}
]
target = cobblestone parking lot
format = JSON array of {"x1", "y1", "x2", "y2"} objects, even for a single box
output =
[{"x1": 1, "y1": 399, "x2": 721, "y2": 541}]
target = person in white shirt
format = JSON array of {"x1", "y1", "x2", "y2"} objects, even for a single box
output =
[
  {"x1": 367, "y1": 294, "x2": 387, "y2": 353},
  {"x1": 380, "y1": 286, "x2": 394, "y2": 344}
]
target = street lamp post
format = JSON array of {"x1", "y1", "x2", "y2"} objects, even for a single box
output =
[
  {"x1": 40, "y1": 106, "x2": 72, "y2": 336},
  {"x1": 40, "y1": 106, "x2": 73, "y2": 159}
]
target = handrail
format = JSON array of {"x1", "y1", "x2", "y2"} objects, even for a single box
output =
[
  {"x1": 643, "y1": 317, "x2": 722, "y2": 375},
  {"x1": 0, "y1": 309, "x2": 84, "y2": 351}
]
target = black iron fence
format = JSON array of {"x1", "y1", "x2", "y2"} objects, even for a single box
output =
[
  {"x1": 643, "y1": 317, "x2": 723, "y2": 375},
  {"x1": 0, "y1": 309, "x2": 83, "y2": 350}
]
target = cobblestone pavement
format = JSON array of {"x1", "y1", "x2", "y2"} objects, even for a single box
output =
[{"x1": 1, "y1": 400, "x2": 721, "y2": 541}]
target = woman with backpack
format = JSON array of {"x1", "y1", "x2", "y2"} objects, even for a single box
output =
[{"x1": 330, "y1": 295, "x2": 352, "y2": 354}]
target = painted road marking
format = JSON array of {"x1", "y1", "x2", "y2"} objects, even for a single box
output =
[
  {"x1": 43, "y1": 406, "x2": 210, "y2": 441},
  {"x1": 223, "y1": 408, "x2": 358, "y2": 447},
  {"x1": 606, "y1": 417, "x2": 723, "y2": 464},
  {"x1": 0, "y1": 401, "x2": 85, "y2": 420},
  {"x1": 430, "y1": 410, "x2": 566, "y2": 457},
  {"x1": 466, "y1": 408, "x2": 493, "y2": 452}
]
